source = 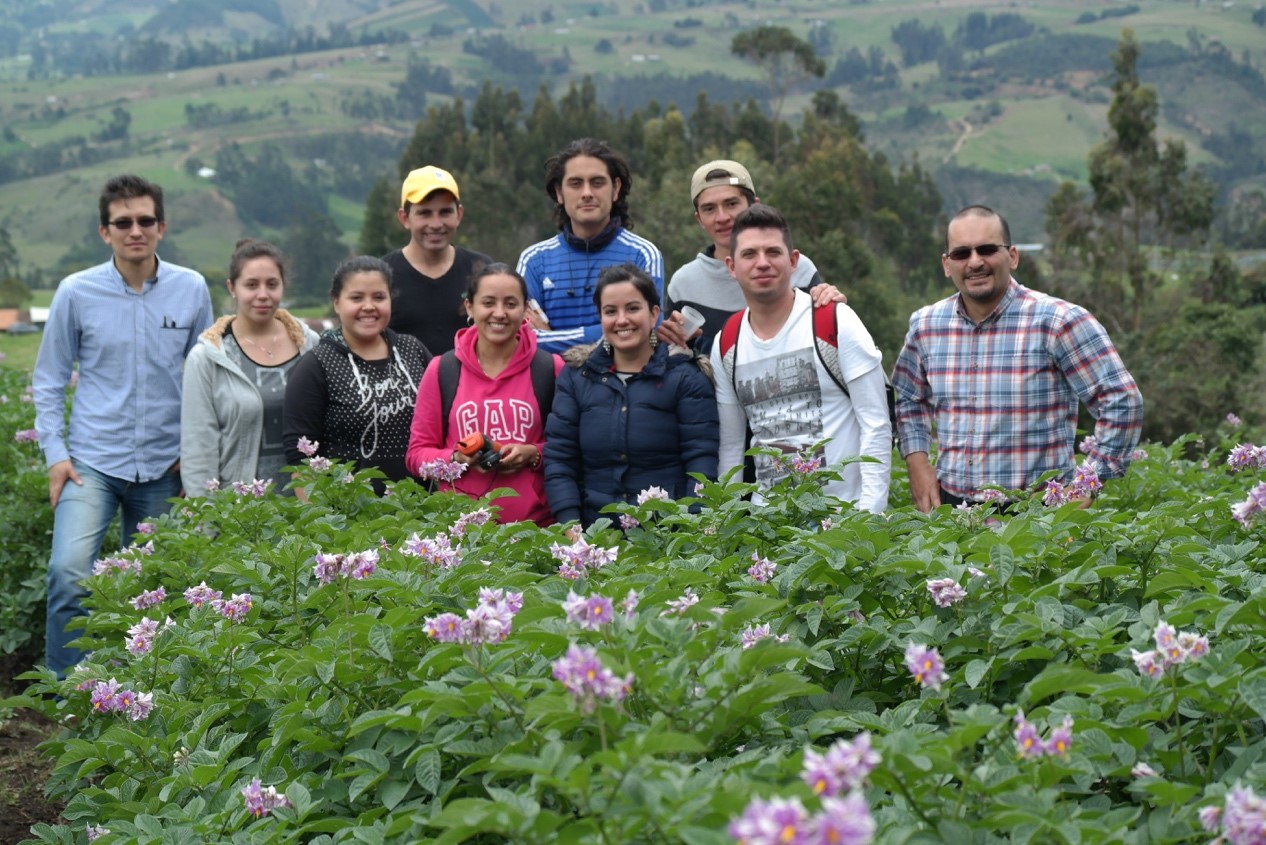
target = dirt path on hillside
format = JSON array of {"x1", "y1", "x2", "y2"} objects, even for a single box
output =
[{"x1": 945, "y1": 118, "x2": 974, "y2": 163}]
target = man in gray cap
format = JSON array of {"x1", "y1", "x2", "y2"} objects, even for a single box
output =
[
  {"x1": 658, "y1": 159, "x2": 842, "y2": 352},
  {"x1": 383, "y1": 165, "x2": 490, "y2": 354}
]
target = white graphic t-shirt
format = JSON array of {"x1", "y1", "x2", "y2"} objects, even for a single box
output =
[{"x1": 712, "y1": 291, "x2": 891, "y2": 512}]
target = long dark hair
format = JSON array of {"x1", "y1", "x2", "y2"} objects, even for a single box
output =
[{"x1": 543, "y1": 137, "x2": 634, "y2": 230}]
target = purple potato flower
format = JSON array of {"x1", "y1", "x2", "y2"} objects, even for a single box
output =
[
  {"x1": 1013, "y1": 710, "x2": 1044, "y2": 759},
  {"x1": 424, "y1": 612, "x2": 465, "y2": 643},
  {"x1": 1045, "y1": 715, "x2": 1074, "y2": 756},
  {"x1": 747, "y1": 553, "x2": 777, "y2": 584},
  {"x1": 549, "y1": 536, "x2": 619, "y2": 580},
  {"x1": 802, "y1": 733, "x2": 880, "y2": 796},
  {"x1": 345, "y1": 549, "x2": 378, "y2": 580},
  {"x1": 403, "y1": 532, "x2": 463, "y2": 569},
  {"x1": 551, "y1": 644, "x2": 632, "y2": 713},
  {"x1": 636, "y1": 485, "x2": 671, "y2": 505},
  {"x1": 451, "y1": 507, "x2": 493, "y2": 537},
  {"x1": 661, "y1": 587, "x2": 700, "y2": 617},
  {"x1": 184, "y1": 582, "x2": 223, "y2": 608},
  {"x1": 213, "y1": 593, "x2": 253, "y2": 622},
  {"x1": 1223, "y1": 784, "x2": 1266, "y2": 845},
  {"x1": 1131, "y1": 762, "x2": 1158, "y2": 778},
  {"x1": 1227, "y1": 443, "x2": 1265, "y2": 471},
  {"x1": 728, "y1": 796, "x2": 812, "y2": 845},
  {"x1": 811, "y1": 792, "x2": 876, "y2": 845},
  {"x1": 562, "y1": 591, "x2": 615, "y2": 630},
  {"x1": 926, "y1": 577, "x2": 967, "y2": 608},
  {"x1": 416, "y1": 457, "x2": 467, "y2": 483},
  {"x1": 296, "y1": 436, "x2": 319, "y2": 457},
  {"x1": 129, "y1": 586, "x2": 166, "y2": 610},
  {"x1": 241, "y1": 777, "x2": 293, "y2": 818},
  {"x1": 904, "y1": 642, "x2": 948, "y2": 690}
]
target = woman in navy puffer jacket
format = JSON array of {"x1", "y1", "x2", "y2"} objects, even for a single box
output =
[{"x1": 544, "y1": 264, "x2": 718, "y2": 527}]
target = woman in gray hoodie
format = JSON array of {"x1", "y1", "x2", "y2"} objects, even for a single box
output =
[{"x1": 181, "y1": 239, "x2": 319, "y2": 495}]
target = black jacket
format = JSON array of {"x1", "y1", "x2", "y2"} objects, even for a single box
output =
[{"x1": 283, "y1": 328, "x2": 431, "y2": 487}]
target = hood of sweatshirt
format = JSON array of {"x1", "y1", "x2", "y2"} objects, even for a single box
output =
[{"x1": 452, "y1": 322, "x2": 541, "y2": 384}]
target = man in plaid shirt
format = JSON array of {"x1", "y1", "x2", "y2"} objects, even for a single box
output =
[{"x1": 892, "y1": 205, "x2": 1143, "y2": 511}]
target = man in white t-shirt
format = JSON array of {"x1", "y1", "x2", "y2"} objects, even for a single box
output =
[{"x1": 711, "y1": 205, "x2": 891, "y2": 512}]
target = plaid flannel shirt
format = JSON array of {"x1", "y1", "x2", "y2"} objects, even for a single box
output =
[{"x1": 892, "y1": 279, "x2": 1143, "y2": 499}]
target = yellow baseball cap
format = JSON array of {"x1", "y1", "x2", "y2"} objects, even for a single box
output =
[{"x1": 401, "y1": 166, "x2": 460, "y2": 206}]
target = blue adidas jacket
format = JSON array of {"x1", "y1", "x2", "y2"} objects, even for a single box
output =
[{"x1": 516, "y1": 218, "x2": 665, "y2": 353}]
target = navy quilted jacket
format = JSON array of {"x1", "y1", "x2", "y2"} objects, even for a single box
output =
[{"x1": 543, "y1": 342, "x2": 718, "y2": 526}]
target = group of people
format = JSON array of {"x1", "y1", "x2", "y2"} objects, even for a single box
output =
[{"x1": 32, "y1": 142, "x2": 1143, "y2": 677}]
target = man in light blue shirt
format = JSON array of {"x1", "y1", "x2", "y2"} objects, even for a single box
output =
[{"x1": 34, "y1": 174, "x2": 213, "y2": 677}]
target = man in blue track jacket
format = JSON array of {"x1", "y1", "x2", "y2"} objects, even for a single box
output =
[{"x1": 516, "y1": 137, "x2": 664, "y2": 353}]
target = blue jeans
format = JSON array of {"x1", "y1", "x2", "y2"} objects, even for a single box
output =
[{"x1": 45, "y1": 461, "x2": 180, "y2": 677}]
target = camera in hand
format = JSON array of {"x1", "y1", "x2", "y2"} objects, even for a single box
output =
[{"x1": 457, "y1": 432, "x2": 501, "y2": 470}]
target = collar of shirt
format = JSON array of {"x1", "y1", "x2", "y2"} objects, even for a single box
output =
[{"x1": 954, "y1": 277, "x2": 1019, "y2": 327}]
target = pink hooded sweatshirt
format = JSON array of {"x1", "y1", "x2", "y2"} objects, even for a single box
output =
[{"x1": 407, "y1": 323, "x2": 563, "y2": 525}]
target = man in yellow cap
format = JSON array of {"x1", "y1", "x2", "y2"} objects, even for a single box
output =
[{"x1": 383, "y1": 165, "x2": 491, "y2": 353}]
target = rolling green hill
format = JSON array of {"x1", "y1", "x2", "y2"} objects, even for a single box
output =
[{"x1": 0, "y1": 0, "x2": 1264, "y2": 284}]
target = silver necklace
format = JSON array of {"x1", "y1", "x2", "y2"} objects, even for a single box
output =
[{"x1": 239, "y1": 332, "x2": 281, "y2": 359}]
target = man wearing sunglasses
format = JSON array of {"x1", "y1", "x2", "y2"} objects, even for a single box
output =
[
  {"x1": 33, "y1": 174, "x2": 213, "y2": 677},
  {"x1": 891, "y1": 204, "x2": 1142, "y2": 512}
]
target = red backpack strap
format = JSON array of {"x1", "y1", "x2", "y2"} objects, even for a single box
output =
[
  {"x1": 811, "y1": 303, "x2": 848, "y2": 395},
  {"x1": 719, "y1": 310, "x2": 745, "y2": 357},
  {"x1": 812, "y1": 301, "x2": 840, "y2": 349},
  {"x1": 718, "y1": 310, "x2": 745, "y2": 393}
]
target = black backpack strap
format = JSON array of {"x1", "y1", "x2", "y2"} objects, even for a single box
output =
[
  {"x1": 530, "y1": 349, "x2": 556, "y2": 418},
  {"x1": 438, "y1": 350, "x2": 461, "y2": 442}
]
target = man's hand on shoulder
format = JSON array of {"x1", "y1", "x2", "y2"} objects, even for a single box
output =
[
  {"x1": 49, "y1": 460, "x2": 82, "y2": 508},
  {"x1": 808, "y1": 284, "x2": 847, "y2": 307},
  {"x1": 905, "y1": 452, "x2": 941, "y2": 513}
]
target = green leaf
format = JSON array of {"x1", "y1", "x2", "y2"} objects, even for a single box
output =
[
  {"x1": 286, "y1": 781, "x2": 313, "y2": 820},
  {"x1": 1022, "y1": 665, "x2": 1107, "y2": 705},
  {"x1": 368, "y1": 623, "x2": 394, "y2": 663},
  {"x1": 414, "y1": 748, "x2": 442, "y2": 795},
  {"x1": 964, "y1": 657, "x2": 993, "y2": 689},
  {"x1": 379, "y1": 777, "x2": 410, "y2": 811},
  {"x1": 1238, "y1": 676, "x2": 1266, "y2": 722}
]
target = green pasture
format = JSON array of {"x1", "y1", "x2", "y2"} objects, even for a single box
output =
[
  {"x1": 954, "y1": 96, "x2": 1111, "y2": 180},
  {"x1": 0, "y1": 332, "x2": 40, "y2": 372}
]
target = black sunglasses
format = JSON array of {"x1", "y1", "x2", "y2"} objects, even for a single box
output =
[
  {"x1": 945, "y1": 243, "x2": 1009, "y2": 262},
  {"x1": 107, "y1": 216, "x2": 160, "y2": 230}
]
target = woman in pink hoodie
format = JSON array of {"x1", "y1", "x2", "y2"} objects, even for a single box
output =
[{"x1": 407, "y1": 263, "x2": 563, "y2": 524}]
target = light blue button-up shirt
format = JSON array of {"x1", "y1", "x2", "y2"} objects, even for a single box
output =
[{"x1": 34, "y1": 256, "x2": 213, "y2": 482}]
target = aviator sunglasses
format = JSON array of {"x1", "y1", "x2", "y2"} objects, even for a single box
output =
[
  {"x1": 945, "y1": 243, "x2": 1010, "y2": 262},
  {"x1": 106, "y1": 216, "x2": 160, "y2": 230}
]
